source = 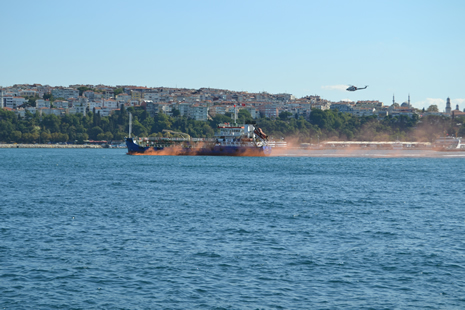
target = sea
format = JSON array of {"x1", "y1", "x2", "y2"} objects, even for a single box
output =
[{"x1": 1, "y1": 148, "x2": 465, "y2": 309}]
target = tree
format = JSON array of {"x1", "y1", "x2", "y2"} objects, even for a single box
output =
[
  {"x1": 77, "y1": 86, "x2": 92, "y2": 96},
  {"x1": 238, "y1": 109, "x2": 253, "y2": 123},
  {"x1": 172, "y1": 108, "x2": 181, "y2": 117},
  {"x1": 42, "y1": 114, "x2": 61, "y2": 133},
  {"x1": 43, "y1": 93, "x2": 54, "y2": 101},
  {"x1": 76, "y1": 133, "x2": 89, "y2": 143},
  {"x1": 104, "y1": 131, "x2": 114, "y2": 141},
  {"x1": 427, "y1": 105, "x2": 439, "y2": 112},
  {"x1": 96, "y1": 133, "x2": 107, "y2": 141},
  {"x1": 132, "y1": 120, "x2": 147, "y2": 136},
  {"x1": 114, "y1": 131, "x2": 126, "y2": 141},
  {"x1": 209, "y1": 114, "x2": 233, "y2": 128},
  {"x1": 279, "y1": 111, "x2": 293, "y2": 120},
  {"x1": 10, "y1": 131, "x2": 22, "y2": 142},
  {"x1": 26, "y1": 96, "x2": 38, "y2": 107},
  {"x1": 114, "y1": 88, "x2": 124, "y2": 96},
  {"x1": 40, "y1": 131, "x2": 51, "y2": 143},
  {"x1": 89, "y1": 126, "x2": 104, "y2": 139}
]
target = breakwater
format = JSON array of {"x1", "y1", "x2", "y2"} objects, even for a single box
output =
[{"x1": 0, "y1": 143, "x2": 102, "y2": 149}]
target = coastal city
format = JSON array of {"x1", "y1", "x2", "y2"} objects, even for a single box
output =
[
  {"x1": 1, "y1": 83, "x2": 464, "y2": 121},
  {"x1": 4, "y1": 1, "x2": 465, "y2": 309},
  {"x1": 1, "y1": 83, "x2": 464, "y2": 153}
]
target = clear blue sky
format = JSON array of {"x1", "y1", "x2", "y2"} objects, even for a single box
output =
[{"x1": 1, "y1": 0, "x2": 464, "y2": 111}]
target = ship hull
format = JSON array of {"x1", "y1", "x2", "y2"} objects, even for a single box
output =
[{"x1": 126, "y1": 138, "x2": 271, "y2": 156}]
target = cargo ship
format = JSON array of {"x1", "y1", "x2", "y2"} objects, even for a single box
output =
[{"x1": 126, "y1": 113, "x2": 272, "y2": 156}]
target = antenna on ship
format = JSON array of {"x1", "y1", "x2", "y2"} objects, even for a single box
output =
[{"x1": 128, "y1": 112, "x2": 132, "y2": 138}]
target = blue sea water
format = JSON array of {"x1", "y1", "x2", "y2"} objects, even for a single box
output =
[{"x1": 1, "y1": 148, "x2": 465, "y2": 309}]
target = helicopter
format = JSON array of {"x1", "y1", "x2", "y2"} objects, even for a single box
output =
[{"x1": 346, "y1": 85, "x2": 368, "y2": 91}]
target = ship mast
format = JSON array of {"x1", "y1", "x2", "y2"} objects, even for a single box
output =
[{"x1": 128, "y1": 112, "x2": 132, "y2": 138}]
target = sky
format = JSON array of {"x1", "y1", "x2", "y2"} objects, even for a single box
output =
[{"x1": 1, "y1": 0, "x2": 464, "y2": 111}]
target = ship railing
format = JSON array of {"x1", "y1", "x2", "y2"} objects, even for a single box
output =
[{"x1": 138, "y1": 137, "x2": 215, "y2": 142}]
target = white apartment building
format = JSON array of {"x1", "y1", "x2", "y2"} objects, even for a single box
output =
[
  {"x1": 174, "y1": 102, "x2": 190, "y2": 117},
  {"x1": 143, "y1": 92, "x2": 160, "y2": 101},
  {"x1": 355, "y1": 100, "x2": 383, "y2": 109},
  {"x1": 19, "y1": 89, "x2": 38, "y2": 97},
  {"x1": 89, "y1": 101, "x2": 103, "y2": 110},
  {"x1": 188, "y1": 105, "x2": 209, "y2": 121},
  {"x1": 103, "y1": 90, "x2": 114, "y2": 99},
  {"x1": 94, "y1": 107, "x2": 113, "y2": 117},
  {"x1": 4, "y1": 97, "x2": 27, "y2": 109},
  {"x1": 350, "y1": 107, "x2": 376, "y2": 117},
  {"x1": 36, "y1": 99, "x2": 50, "y2": 109},
  {"x1": 3, "y1": 96, "x2": 13, "y2": 108},
  {"x1": 275, "y1": 93, "x2": 295, "y2": 102},
  {"x1": 74, "y1": 105, "x2": 87, "y2": 115},
  {"x1": 51, "y1": 88, "x2": 79, "y2": 99},
  {"x1": 242, "y1": 107, "x2": 260, "y2": 119},
  {"x1": 14, "y1": 109, "x2": 26, "y2": 118},
  {"x1": 83, "y1": 90, "x2": 95, "y2": 99},
  {"x1": 53, "y1": 100, "x2": 69, "y2": 109},
  {"x1": 330, "y1": 102, "x2": 354, "y2": 113},
  {"x1": 258, "y1": 104, "x2": 279, "y2": 118},
  {"x1": 208, "y1": 105, "x2": 228, "y2": 117},
  {"x1": 103, "y1": 99, "x2": 118, "y2": 109},
  {"x1": 40, "y1": 108, "x2": 64, "y2": 116},
  {"x1": 160, "y1": 104, "x2": 172, "y2": 116},
  {"x1": 116, "y1": 93, "x2": 131, "y2": 103},
  {"x1": 145, "y1": 102, "x2": 159, "y2": 117}
]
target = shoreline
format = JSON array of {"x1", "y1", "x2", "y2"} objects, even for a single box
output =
[
  {"x1": 1, "y1": 144, "x2": 464, "y2": 158},
  {"x1": 0, "y1": 143, "x2": 104, "y2": 149}
]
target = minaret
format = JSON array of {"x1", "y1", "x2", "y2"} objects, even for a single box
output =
[
  {"x1": 408, "y1": 94, "x2": 410, "y2": 107},
  {"x1": 0, "y1": 87, "x2": 3, "y2": 109},
  {"x1": 392, "y1": 94, "x2": 395, "y2": 105},
  {"x1": 446, "y1": 97, "x2": 451, "y2": 114}
]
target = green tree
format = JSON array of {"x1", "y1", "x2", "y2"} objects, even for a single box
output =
[
  {"x1": 238, "y1": 109, "x2": 253, "y2": 123},
  {"x1": 96, "y1": 133, "x2": 107, "y2": 141},
  {"x1": 43, "y1": 93, "x2": 54, "y2": 101},
  {"x1": 209, "y1": 114, "x2": 233, "y2": 128},
  {"x1": 10, "y1": 131, "x2": 22, "y2": 142},
  {"x1": 89, "y1": 126, "x2": 104, "y2": 139},
  {"x1": 132, "y1": 120, "x2": 147, "y2": 136},
  {"x1": 76, "y1": 133, "x2": 89, "y2": 143},
  {"x1": 77, "y1": 86, "x2": 92, "y2": 96},
  {"x1": 104, "y1": 131, "x2": 114, "y2": 141},
  {"x1": 42, "y1": 114, "x2": 61, "y2": 133},
  {"x1": 40, "y1": 131, "x2": 51, "y2": 143},
  {"x1": 172, "y1": 108, "x2": 181, "y2": 117},
  {"x1": 279, "y1": 111, "x2": 293, "y2": 120}
]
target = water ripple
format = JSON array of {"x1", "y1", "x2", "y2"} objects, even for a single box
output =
[{"x1": 1, "y1": 149, "x2": 465, "y2": 309}]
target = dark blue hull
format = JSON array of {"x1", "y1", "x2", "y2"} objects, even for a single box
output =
[{"x1": 126, "y1": 138, "x2": 271, "y2": 156}]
